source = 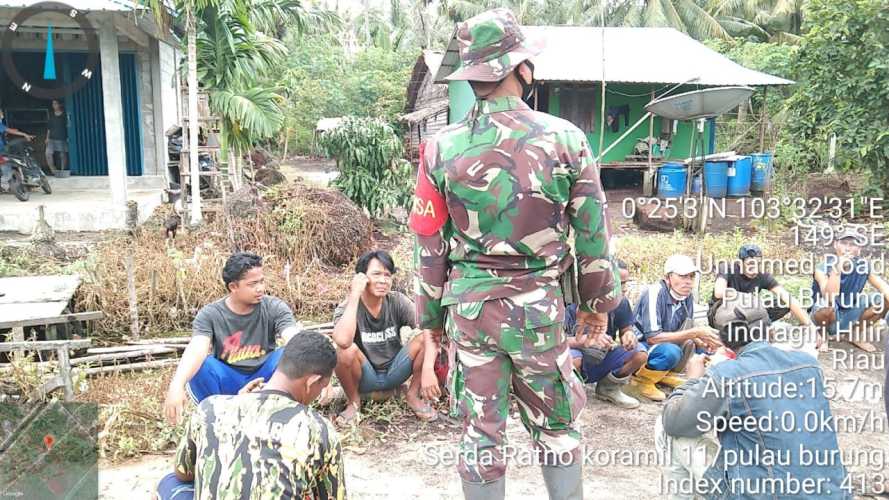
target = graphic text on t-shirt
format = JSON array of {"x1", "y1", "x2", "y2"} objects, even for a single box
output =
[{"x1": 220, "y1": 331, "x2": 266, "y2": 364}]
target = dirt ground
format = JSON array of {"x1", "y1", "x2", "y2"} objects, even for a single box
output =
[
  {"x1": 97, "y1": 337, "x2": 889, "y2": 499},
  {"x1": 39, "y1": 165, "x2": 889, "y2": 498}
]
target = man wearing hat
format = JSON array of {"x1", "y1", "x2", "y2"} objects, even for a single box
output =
[
  {"x1": 629, "y1": 255, "x2": 721, "y2": 402},
  {"x1": 811, "y1": 225, "x2": 889, "y2": 352},
  {"x1": 410, "y1": 8, "x2": 620, "y2": 500}
]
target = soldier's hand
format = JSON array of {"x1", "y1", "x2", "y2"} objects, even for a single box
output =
[
  {"x1": 238, "y1": 377, "x2": 264, "y2": 395},
  {"x1": 350, "y1": 273, "x2": 369, "y2": 299},
  {"x1": 420, "y1": 368, "x2": 441, "y2": 401},
  {"x1": 163, "y1": 384, "x2": 187, "y2": 425}
]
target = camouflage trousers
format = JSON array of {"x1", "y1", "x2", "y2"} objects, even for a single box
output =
[{"x1": 445, "y1": 286, "x2": 587, "y2": 483}]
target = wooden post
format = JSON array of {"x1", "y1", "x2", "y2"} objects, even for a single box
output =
[
  {"x1": 759, "y1": 87, "x2": 768, "y2": 152},
  {"x1": 57, "y1": 347, "x2": 73, "y2": 401},
  {"x1": 644, "y1": 89, "x2": 655, "y2": 196},
  {"x1": 282, "y1": 128, "x2": 290, "y2": 161},
  {"x1": 126, "y1": 254, "x2": 140, "y2": 339}
]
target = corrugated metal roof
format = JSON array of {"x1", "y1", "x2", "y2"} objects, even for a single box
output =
[
  {"x1": 400, "y1": 98, "x2": 448, "y2": 123},
  {"x1": 0, "y1": 0, "x2": 141, "y2": 11},
  {"x1": 435, "y1": 26, "x2": 793, "y2": 86}
]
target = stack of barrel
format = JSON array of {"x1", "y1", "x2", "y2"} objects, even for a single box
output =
[{"x1": 656, "y1": 152, "x2": 774, "y2": 199}]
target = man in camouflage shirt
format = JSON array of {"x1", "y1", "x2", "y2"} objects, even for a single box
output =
[
  {"x1": 156, "y1": 332, "x2": 346, "y2": 500},
  {"x1": 411, "y1": 8, "x2": 620, "y2": 500}
]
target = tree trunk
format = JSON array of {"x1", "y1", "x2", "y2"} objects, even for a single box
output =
[{"x1": 187, "y1": 7, "x2": 202, "y2": 225}]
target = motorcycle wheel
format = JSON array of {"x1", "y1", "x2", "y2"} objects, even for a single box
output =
[
  {"x1": 40, "y1": 175, "x2": 52, "y2": 194},
  {"x1": 11, "y1": 171, "x2": 29, "y2": 202}
]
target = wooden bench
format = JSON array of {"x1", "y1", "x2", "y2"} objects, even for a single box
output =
[{"x1": 0, "y1": 339, "x2": 92, "y2": 401}]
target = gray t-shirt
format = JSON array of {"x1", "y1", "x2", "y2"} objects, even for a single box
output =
[
  {"x1": 193, "y1": 296, "x2": 296, "y2": 371},
  {"x1": 333, "y1": 291, "x2": 416, "y2": 371}
]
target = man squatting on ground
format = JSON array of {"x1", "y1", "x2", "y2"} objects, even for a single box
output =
[
  {"x1": 163, "y1": 252, "x2": 302, "y2": 425},
  {"x1": 156, "y1": 331, "x2": 346, "y2": 500},
  {"x1": 659, "y1": 301, "x2": 849, "y2": 500},
  {"x1": 331, "y1": 249, "x2": 436, "y2": 424},
  {"x1": 411, "y1": 8, "x2": 621, "y2": 500},
  {"x1": 810, "y1": 226, "x2": 889, "y2": 353},
  {"x1": 629, "y1": 255, "x2": 722, "y2": 402},
  {"x1": 709, "y1": 243, "x2": 814, "y2": 334},
  {"x1": 563, "y1": 260, "x2": 648, "y2": 409}
]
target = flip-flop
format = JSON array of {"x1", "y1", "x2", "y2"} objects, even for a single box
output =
[
  {"x1": 335, "y1": 403, "x2": 361, "y2": 426},
  {"x1": 411, "y1": 402, "x2": 439, "y2": 422},
  {"x1": 849, "y1": 339, "x2": 877, "y2": 352}
]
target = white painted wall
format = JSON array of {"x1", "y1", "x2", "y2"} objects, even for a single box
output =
[{"x1": 158, "y1": 40, "x2": 179, "y2": 134}]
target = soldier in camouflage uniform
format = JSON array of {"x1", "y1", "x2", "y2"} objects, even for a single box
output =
[
  {"x1": 411, "y1": 8, "x2": 621, "y2": 500},
  {"x1": 156, "y1": 332, "x2": 346, "y2": 500}
]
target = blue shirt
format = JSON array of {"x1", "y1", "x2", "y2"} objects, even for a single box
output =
[
  {"x1": 811, "y1": 257, "x2": 870, "y2": 311},
  {"x1": 633, "y1": 280, "x2": 694, "y2": 341},
  {"x1": 0, "y1": 123, "x2": 7, "y2": 152},
  {"x1": 564, "y1": 297, "x2": 634, "y2": 340}
]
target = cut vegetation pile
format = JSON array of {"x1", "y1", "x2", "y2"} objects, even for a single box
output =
[{"x1": 75, "y1": 182, "x2": 373, "y2": 338}]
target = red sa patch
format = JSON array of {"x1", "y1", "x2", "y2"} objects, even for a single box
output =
[{"x1": 409, "y1": 142, "x2": 448, "y2": 236}]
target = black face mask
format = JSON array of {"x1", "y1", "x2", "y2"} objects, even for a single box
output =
[{"x1": 516, "y1": 61, "x2": 535, "y2": 100}]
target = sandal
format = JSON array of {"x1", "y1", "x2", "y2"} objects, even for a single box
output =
[
  {"x1": 849, "y1": 339, "x2": 877, "y2": 352},
  {"x1": 410, "y1": 402, "x2": 439, "y2": 422},
  {"x1": 335, "y1": 402, "x2": 361, "y2": 426}
]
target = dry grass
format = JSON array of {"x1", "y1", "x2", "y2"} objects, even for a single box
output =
[
  {"x1": 77, "y1": 366, "x2": 182, "y2": 462},
  {"x1": 614, "y1": 229, "x2": 806, "y2": 303},
  {"x1": 74, "y1": 182, "x2": 373, "y2": 339}
]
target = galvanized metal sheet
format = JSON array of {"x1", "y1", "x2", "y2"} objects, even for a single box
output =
[{"x1": 435, "y1": 27, "x2": 794, "y2": 87}]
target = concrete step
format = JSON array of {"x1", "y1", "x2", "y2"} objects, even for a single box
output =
[{"x1": 50, "y1": 175, "x2": 167, "y2": 192}]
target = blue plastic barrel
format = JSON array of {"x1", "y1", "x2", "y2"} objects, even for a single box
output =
[
  {"x1": 727, "y1": 155, "x2": 752, "y2": 197},
  {"x1": 704, "y1": 161, "x2": 729, "y2": 198},
  {"x1": 750, "y1": 152, "x2": 774, "y2": 192},
  {"x1": 657, "y1": 163, "x2": 687, "y2": 198},
  {"x1": 692, "y1": 175, "x2": 702, "y2": 194}
]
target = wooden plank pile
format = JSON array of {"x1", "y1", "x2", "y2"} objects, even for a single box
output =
[{"x1": 0, "y1": 322, "x2": 334, "y2": 400}]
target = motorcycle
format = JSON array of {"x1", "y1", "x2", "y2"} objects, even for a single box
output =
[
  {"x1": 165, "y1": 125, "x2": 219, "y2": 195},
  {"x1": 0, "y1": 139, "x2": 51, "y2": 202}
]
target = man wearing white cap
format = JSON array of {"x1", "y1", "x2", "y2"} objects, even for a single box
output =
[{"x1": 629, "y1": 255, "x2": 721, "y2": 401}]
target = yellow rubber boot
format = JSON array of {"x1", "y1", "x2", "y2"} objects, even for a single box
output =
[
  {"x1": 629, "y1": 365, "x2": 667, "y2": 401},
  {"x1": 659, "y1": 371, "x2": 687, "y2": 389}
]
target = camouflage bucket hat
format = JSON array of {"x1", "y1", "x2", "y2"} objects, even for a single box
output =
[{"x1": 444, "y1": 8, "x2": 545, "y2": 82}]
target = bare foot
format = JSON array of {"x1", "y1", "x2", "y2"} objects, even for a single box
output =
[{"x1": 336, "y1": 401, "x2": 360, "y2": 425}]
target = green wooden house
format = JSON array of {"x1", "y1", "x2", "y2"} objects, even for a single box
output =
[{"x1": 433, "y1": 26, "x2": 793, "y2": 192}]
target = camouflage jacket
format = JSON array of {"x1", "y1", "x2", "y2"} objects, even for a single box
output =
[
  {"x1": 411, "y1": 95, "x2": 620, "y2": 329},
  {"x1": 175, "y1": 390, "x2": 346, "y2": 500}
]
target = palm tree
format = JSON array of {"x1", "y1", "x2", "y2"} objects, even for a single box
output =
[
  {"x1": 144, "y1": 0, "x2": 335, "y2": 216},
  {"x1": 708, "y1": 0, "x2": 807, "y2": 42},
  {"x1": 436, "y1": 0, "x2": 731, "y2": 40}
]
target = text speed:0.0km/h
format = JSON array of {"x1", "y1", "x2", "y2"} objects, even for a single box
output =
[{"x1": 620, "y1": 196, "x2": 785, "y2": 220}]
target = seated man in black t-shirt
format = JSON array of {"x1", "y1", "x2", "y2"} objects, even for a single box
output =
[
  {"x1": 332, "y1": 250, "x2": 434, "y2": 424},
  {"x1": 709, "y1": 244, "x2": 813, "y2": 329}
]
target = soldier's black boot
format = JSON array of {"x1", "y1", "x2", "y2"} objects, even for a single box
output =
[
  {"x1": 542, "y1": 462, "x2": 583, "y2": 500},
  {"x1": 462, "y1": 477, "x2": 505, "y2": 500}
]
